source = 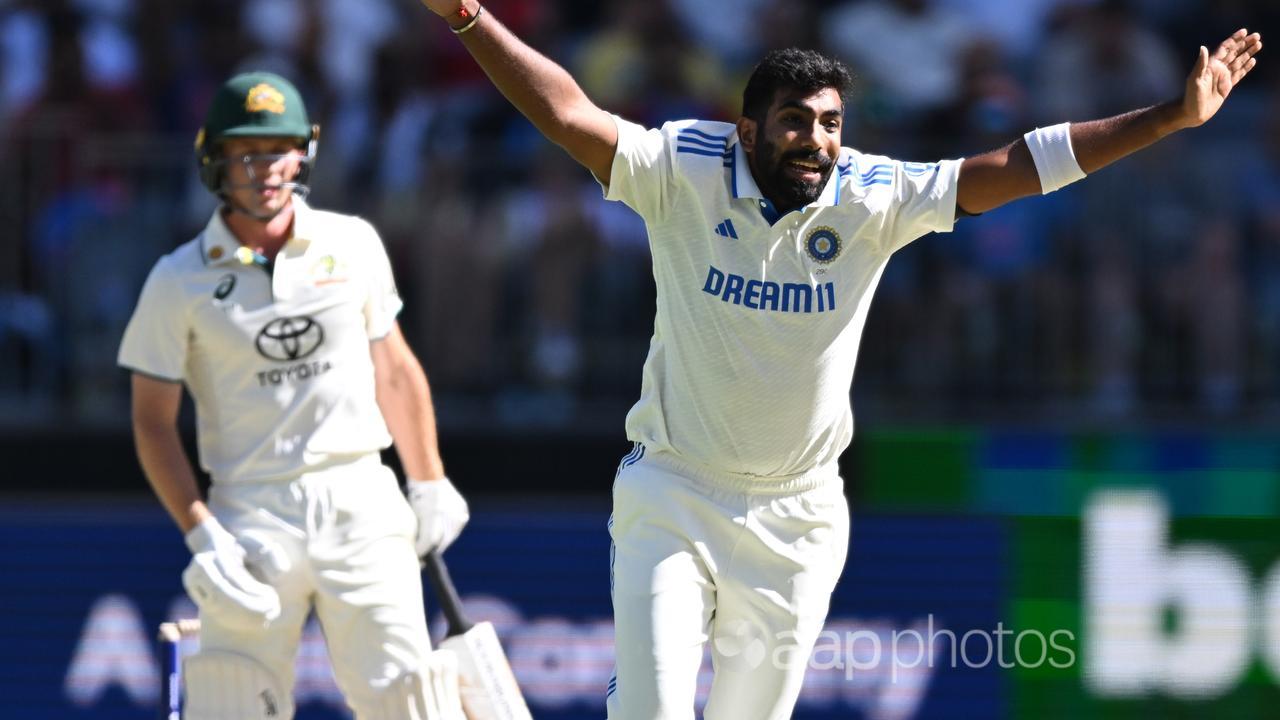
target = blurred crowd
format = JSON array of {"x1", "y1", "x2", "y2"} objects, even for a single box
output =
[{"x1": 0, "y1": 0, "x2": 1277, "y2": 431}]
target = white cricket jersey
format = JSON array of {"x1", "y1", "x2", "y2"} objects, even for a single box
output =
[
  {"x1": 118, "y1": 199, "x2": 403, "y2": 484},
  {"x1": 604, "y1": 117, "x2": 962, "y2": 478}
]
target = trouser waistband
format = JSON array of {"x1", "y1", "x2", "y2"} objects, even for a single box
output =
[{"x1": 633, "y1": 445, "x2": 841, "y2": 495}]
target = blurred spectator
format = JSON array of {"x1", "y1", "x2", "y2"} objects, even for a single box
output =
[
  {"x1": 716, "y1": 0, "x2": 825, "y2": 122},
  {"x1": 932, "y1": 0, "x2": 1099, "y2": 61},
  {"x1": 310, "y1": 0, "x2": 399, "y2": 192},
  {"x1": 0, "y1": 0, "x2": 1275, "y2": 428},
  {"x1": 398, "y1": 155, "x2": 504, "y2": 395},
  {"x1": 0, "y1": 290, "x2": 57, "y2": 407},
  {"x1": 499, "y1": 150, "x2": 600, "y2": 389},
  {"x1": 1085, "y1": 231, "x2": 1140, "y2": 418},
  {"x1": 574, "y1": 0, "x2": 665, "y2": 114},
  {"x1": 575, "y1": 0, "x2": 726, "y2": 125},
  {"x1": 1242, "y1": 80, "x2": 1280, "y2": 403},
  {"x1": 1182, "y1": 218, "x2": 1244, "y2": 417},
  {"x1": 0, "y1": 2, "x2": 50, "y2": 125},
  {"x1": 669, "y1": 0, "x2": 774, "y2": 67},
  {"x1": 1034, "y1": 0, "x2": 1182, "y2": 122},
  {"x1": 34, "y1": 162, "x2": 175, "y2": 419},
  {"x1": 755, "y1": 0, "x2": 822, "y2": 55},
  {"x1": 822, "y1": 0, "x2": 978, "y2": 118},
  {"x1": 239, "y1": 0, "x2": 313, "y2": 78},
  {"x1": 921, "y1": 40, "x2": 1027, "y2": 157},
  {"x1": 74, "y1": 0, "x2": 141, "y2": 96}
]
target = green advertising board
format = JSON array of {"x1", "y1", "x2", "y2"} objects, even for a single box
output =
[{"x1": 857, "y1": 428, "x2": 1280, "y2": 718}]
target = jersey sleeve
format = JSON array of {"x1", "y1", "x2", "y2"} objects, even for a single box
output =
[
  {"x1": 600, "y1": 115, "x2": 676, "y2": 221},
  {"x1": 876, "y1": 158, "x2": 963, "y2": 255},
  {"x1": 360, "y1": 220, "x2": 404, "y2": 340},
  {"x1": 117, "y1": 257, "x2": 188, "y2": 382}
]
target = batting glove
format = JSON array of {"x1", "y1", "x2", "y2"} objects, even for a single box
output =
[
  {"x1": 182, "y1": 516, "x2": 282, "y2": 631},
  {"x1": 407, "y1": 477, "x2": 470, "y2": 555}
]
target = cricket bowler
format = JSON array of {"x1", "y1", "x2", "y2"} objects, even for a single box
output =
[
  {"x1": 119, "y1": 71, "x2": 468, "y2": 719},
  {"x1": 418, "y1": 1, "x2": 1261, "y2": 717}
]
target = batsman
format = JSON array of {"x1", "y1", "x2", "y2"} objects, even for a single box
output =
[
  {"x1": 119, "y1": 71, "x2": 469, "y2": 719},
  {"x1": 417, "y1": 0, "x2": 1262, "y2": 717}
]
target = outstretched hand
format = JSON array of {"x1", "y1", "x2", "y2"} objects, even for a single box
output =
[{"x1": 1182, "y1": 28, "x2": 1262, "y2": 128}]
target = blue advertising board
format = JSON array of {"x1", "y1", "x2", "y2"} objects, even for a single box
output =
[{"x1": 0, "y1": 501, "x2": 1008, "y2": 719}]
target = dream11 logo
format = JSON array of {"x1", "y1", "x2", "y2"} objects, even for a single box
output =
[{"x1": 1085, "y1": 490, "x2": 1280, "y2": 699}]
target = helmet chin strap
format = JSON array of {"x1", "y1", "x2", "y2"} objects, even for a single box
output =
[{"x1": 217, "y1": 182, "x2": 309, "y2": 222}]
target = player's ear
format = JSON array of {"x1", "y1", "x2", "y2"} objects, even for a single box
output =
[{"x1": 737, "y1": 116, "x2": 758, "y2": 155}]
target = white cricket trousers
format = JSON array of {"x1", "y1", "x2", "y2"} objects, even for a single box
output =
[
  {"x1": 606, "y1": 445, "x2": 850, "y2": 720},
  {"x1": 198, "y1": 454, "x2": 432, "y2": 717}
]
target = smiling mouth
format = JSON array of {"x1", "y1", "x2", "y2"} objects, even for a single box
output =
[{"x1": 783, "y1": 159, "x2": 826, "y2": 182}]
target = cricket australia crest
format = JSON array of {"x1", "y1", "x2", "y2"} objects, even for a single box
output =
[{"x1": 245, "y1": 83, "x2": 286, "y2": 114}]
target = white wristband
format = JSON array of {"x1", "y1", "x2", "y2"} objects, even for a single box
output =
[{"x1": 1023, "y1": 123, "x2": 1085, "y2": 194}]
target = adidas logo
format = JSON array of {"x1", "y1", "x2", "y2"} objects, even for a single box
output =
[{"x1": 714, "y1": 219, "x2": 739, "y2": 239}]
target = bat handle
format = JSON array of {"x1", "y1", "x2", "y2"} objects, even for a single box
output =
[{"x1": 422, "y1": 550, "x2": 475, "y2": 637}]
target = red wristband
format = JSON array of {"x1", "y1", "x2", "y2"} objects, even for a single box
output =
[{"x1": 449, "y1": 3, "x2": 482, "y2": 33}]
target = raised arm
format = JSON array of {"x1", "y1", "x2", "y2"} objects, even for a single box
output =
[
  {"x1": 956, "y1": 29, "x2": 1262, "y2": 215},
  {"x1": 420, "y1": 0, "x2": 618, "y2": 182}
]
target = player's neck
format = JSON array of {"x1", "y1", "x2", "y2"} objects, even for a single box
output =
[{"x1": 223, "y1": 202, "x2": 294, "y2": 262}]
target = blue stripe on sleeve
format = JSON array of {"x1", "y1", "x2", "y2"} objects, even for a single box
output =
[
  {"x1": 840, "y1": 164, "x2": 892, "y2": 188},
  {"x1": 622, "y1": 445, "x2": 646, "y2": 468},
  {"x1": 677, "y1": 145, "x2": 729, "y2": 158},
  {"x1": 676, "y1": 134, "x2": 729, "y2": 151},
  {"x1": 678, "y1": 127, "x2": 731, "y2": 143},
  {"x1": 858, "y1": 164, "x2": 892, "y2": 179}
]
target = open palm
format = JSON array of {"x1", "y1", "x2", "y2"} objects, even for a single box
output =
[{"x1": 1184, "y1": 29, "x2": 1263, "y2": 127}]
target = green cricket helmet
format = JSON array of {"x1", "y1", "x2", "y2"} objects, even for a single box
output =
[{"x1": 194, "y1": 71, "x2": 320, "y2": 198}]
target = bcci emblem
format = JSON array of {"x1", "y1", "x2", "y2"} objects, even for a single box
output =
[
  {"x1": 805, "y1": 226, "x2": 842, "y2": 264},
  {"x1": 245, "y1": 83, "x2": 286, "y2": 114}
]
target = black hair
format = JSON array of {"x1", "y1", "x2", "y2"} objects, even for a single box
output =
[{"x1": 742, "y1": 48, "x2": 854, "y2": 123}]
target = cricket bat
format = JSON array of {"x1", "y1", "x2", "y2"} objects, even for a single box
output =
[{"x1": 423, "y1": 551, "x2": 533, "y2": 720}]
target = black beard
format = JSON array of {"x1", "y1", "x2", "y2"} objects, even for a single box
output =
[{"x1": 755, "y1": 137, "x2": 834, "y2": 214}]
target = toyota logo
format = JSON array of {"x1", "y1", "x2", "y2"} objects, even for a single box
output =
[{"x1": 255, "y1": 316, "x2": 325, "y2": 361}]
